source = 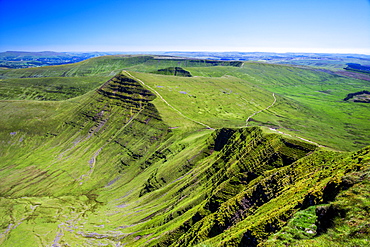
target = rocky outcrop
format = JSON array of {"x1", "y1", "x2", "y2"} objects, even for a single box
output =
[
  {"x1": 343, "y1": 90, "x2": 370, "y2": 103},
  {"x1": 151, "y1": 67, "x2": 192, "y2": 77}
]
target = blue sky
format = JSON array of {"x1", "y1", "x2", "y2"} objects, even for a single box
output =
[{"x1": 0, "y1": 0, "x2": 369, "y2": 54}]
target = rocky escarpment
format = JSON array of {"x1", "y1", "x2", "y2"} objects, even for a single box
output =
[
  {"x1": 98, "y1": 74, "x2": 156, "y2": 104},
  {"x1": 151, "y1": 67, "x2": 192, "y2": 77},
  {"x1": 152, "y1": 127, "x2": 320, "y2": 246},
  {"x1": 150, "y1": 128, "x2": 369, "y2": 247},
  {"x1": 343, "y1": 90, "x2": 370, "y2": 103}
]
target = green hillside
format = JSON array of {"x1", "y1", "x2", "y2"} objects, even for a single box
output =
[{"x1": 0, "y1": 55, "x2": 369, "y2": 246}]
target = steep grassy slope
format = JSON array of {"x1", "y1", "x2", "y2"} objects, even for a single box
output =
[
  {"x1": 0, "y1": 72, "x2": 171, "y2": 245},
  {"x1": 265, "y1": 163, "x2": 370, "y2": 247},
  {"x1": 0, "y1": 56, "x2": 369, "y2": 246},
  {"x1": 188, "y1": 147, "x2": 369, "y2": 247},
  {"x1": 0, "y1": 73, "x2": 169, "y2": 196},
  {"x1": 0, "y1": 76, "x2": 110, "y2": 100}
]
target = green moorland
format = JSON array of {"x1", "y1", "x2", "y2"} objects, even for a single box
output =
[{"x1": 0, "y1": 55, "x2": 369, "y2": 246}]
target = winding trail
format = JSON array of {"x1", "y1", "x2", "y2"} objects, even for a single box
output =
[
  {"x1": 123, "y1": 71, "x2": 214, "y2": 130},
  {"x1": 245, "y1": 93, "x2": 276, "y2": 127},
  {"x1": 240, "y1": 93, "x2": 324, "y2": 146},
  {"x1": 268, "y1": 128, "x2": 325, "y2": 147},
  {"x1": 124, "y1": 71, "x2": 323, "y2": 147}
]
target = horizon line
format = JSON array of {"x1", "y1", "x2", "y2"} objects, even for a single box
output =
[{"x1": 1, "y1": 50, "x2": 370, "y2": 56}]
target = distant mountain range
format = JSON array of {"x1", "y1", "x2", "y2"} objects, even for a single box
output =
[{"x1": 1, "y1": 51, "x2": 370, "y2": 69}]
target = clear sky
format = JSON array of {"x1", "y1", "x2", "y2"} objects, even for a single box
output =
[{"x1": 0, "y1": 0, "x2": 369, "y2": 54}]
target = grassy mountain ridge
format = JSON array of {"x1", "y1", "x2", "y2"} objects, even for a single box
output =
[
  {"x1": 0, "y1": 55, "x2": 369, "y2": 246},
  {"x1": 0, "y1": 55, "x2": 241, "y2": 79}
]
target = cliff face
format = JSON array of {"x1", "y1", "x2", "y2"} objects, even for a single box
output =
[
  {"x1": 152, "y1": 128, "x2": 368, "y2": 247},
  {"x1": 343, "y1": 90, "x2": 370, "y2": 103},
  {"x1": 98, "y1": 74, "x2": 157, "y2": 103},
  {"x1": 151, "y1": 67, "x2": 192, "y2": 77},
  {"x1": 148, "y1": 125, "x2": 368, "y2": 247}
]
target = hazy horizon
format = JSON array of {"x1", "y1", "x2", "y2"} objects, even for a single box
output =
[
  {"x1": 2, "y1": 50, "x2": 370, "y2": 56},
  {"x1": 1, "y1": 0, "x2": 369, "y2": 55}
]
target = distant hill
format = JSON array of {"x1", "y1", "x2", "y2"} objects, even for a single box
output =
[
  {"x1": 2, "y1": 51, "x2": 370, "y2": 70},
  {"x1": 0, "y1": 51, "x2": 67, "y2": 57},
  {"x1": 344, "y1": 63, "x2": 370, "y2": 74},
  {"x1": 163, "y1": 51, "x2": 370, "y2": 69},
  {"x1": 0, "y1": 51, "x2": 118, "y2": 69}
]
